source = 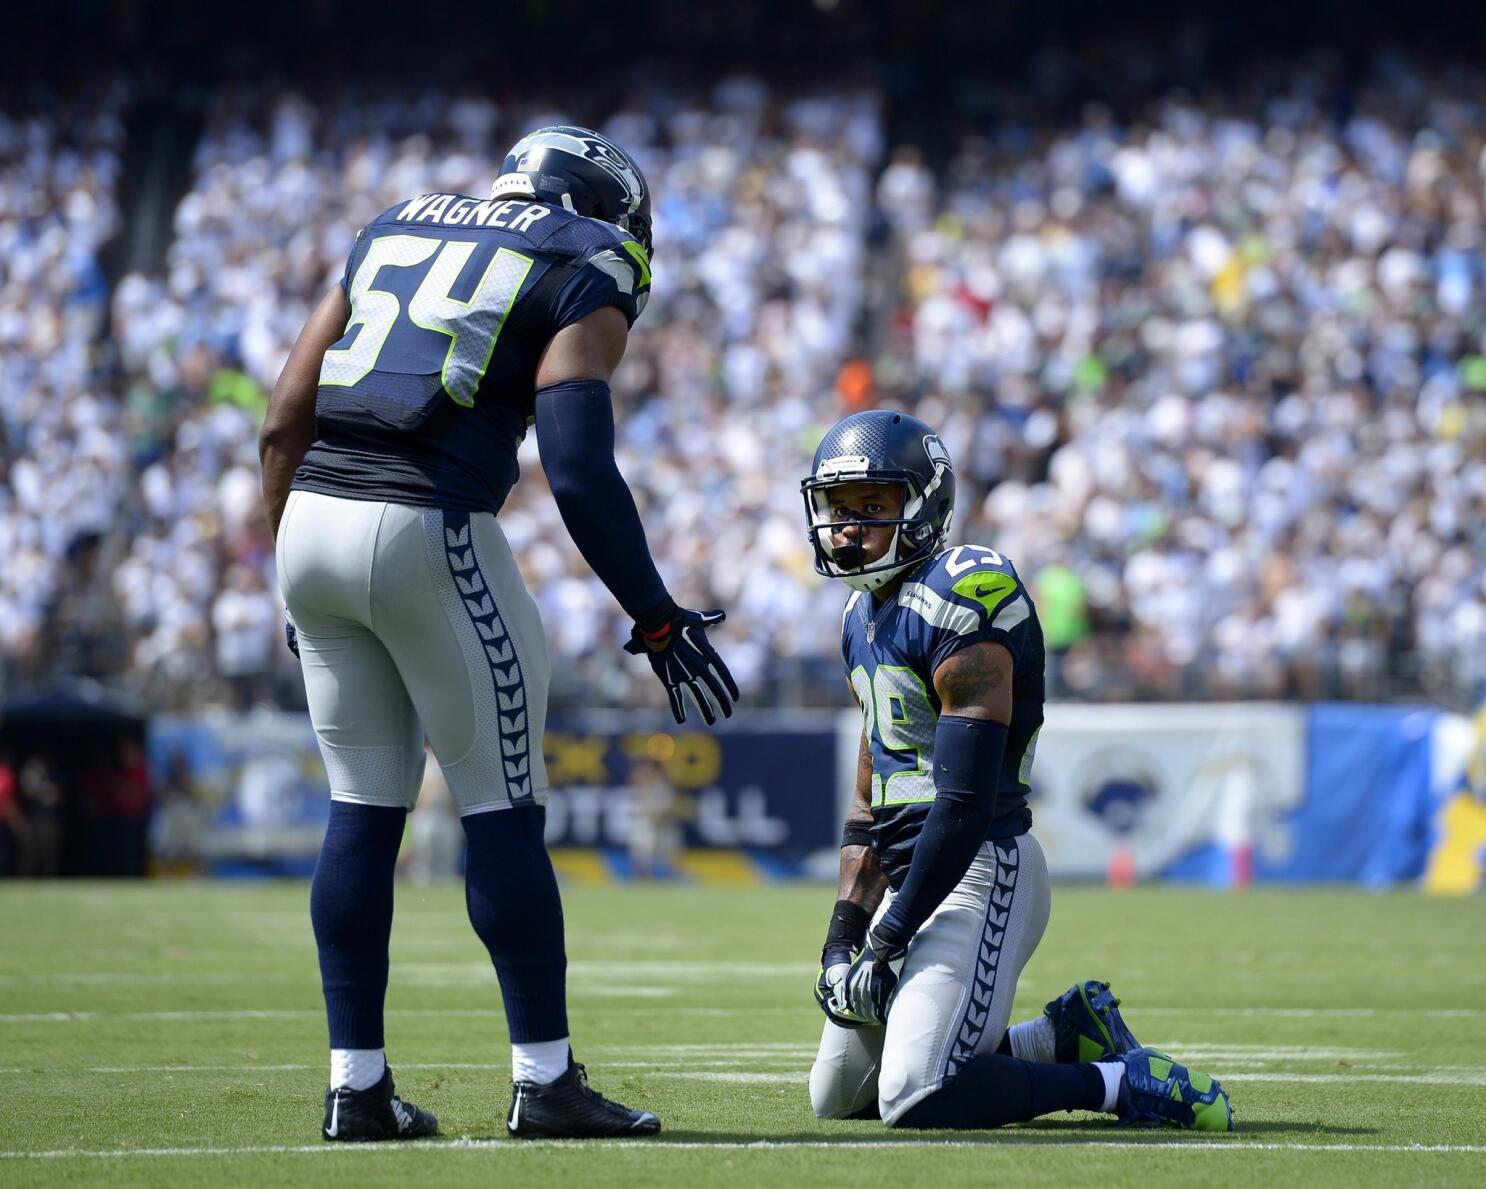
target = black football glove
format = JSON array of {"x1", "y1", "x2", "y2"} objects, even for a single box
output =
[
  {"x1": 624, "y1": 606, "x2": 739, "y2": 725},
  {"x1": 285, "y1": 615, "x2": 300, "y2": 659}
]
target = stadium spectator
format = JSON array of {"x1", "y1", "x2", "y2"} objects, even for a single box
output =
[
  {"x1": 18, "y1": 753, "x2": 65, "y2": 878},
  {"x1": 8, "y1": 56, "x2": 1486, "y2": 711},
  {"x1": 0, "y1": 748, "x2": 23, "y2": 876}
]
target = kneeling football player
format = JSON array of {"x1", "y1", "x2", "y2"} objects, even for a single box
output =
[{"x1": 801, "y1": 410, "x2": 1233, "y2": 1131}]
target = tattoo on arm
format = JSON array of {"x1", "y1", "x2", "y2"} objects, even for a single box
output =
[
  {"x1": 837, "y1": 845, "x2": 887, "y2": 912},
  {"x1": 854, "y1": 730, "x2": 874, "y2": 811},
  {"x1": 934, "y1": 641, "x2": 1014, "y2": 723},
  {"x1": 839, "y1": 729, "x2": 887, "y2": 912}
]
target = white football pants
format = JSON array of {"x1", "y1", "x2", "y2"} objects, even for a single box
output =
[
  {"x1": 276, "y1": 489, "x2": 551, "y2": 815},
  {"x1": 809, "y1": 832, "x2": 1051, "y2": 1126}
]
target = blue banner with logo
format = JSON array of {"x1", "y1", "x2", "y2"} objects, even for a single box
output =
[
  {"x1": 148, "y1": 711, "x2": 843, "y2": 877},
  {"x1": 1253, "y1": 704, "x2": 1439, "y2": 885}
]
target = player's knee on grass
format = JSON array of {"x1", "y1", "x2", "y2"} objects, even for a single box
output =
[
  {"x1": 809, "y1": 1056, "x2": 879, "y2": 1119},
  {"x1": 875, "y1": 983, "x2": 948, "y2": 1126}
]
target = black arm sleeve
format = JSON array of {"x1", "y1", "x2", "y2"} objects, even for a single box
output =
[
  {"x1": 533, "y1": 378, "x2": 670, "y2": 621},
  {"x1": 872, "y1": 716, "x2": 1007, "y2": 948}
]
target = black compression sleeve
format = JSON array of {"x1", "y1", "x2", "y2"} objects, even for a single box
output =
[
  {"x1": 534, "y1": 379, "x2": 670, "y2": 620},
  {"x1": 873, "y1": 716, "x2": 1006, "y2": 948},
  {"x1": 823, "y1": 899, "x2": 871, "y2": 963}
]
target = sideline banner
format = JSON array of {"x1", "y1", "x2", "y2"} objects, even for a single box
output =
[
  {"x1": 149, "y1": 712, "x2": 329, "y2": 875},
  {"x1": 1424, "y1": 700, "x2": 1486, "y2": 895},
  {"x1": 149, "y1": 711, "x2": 843, "y2": 874},
  {"x1": 150, "y1": 704, "x2": 1450, "y2": 884},
  {"x1": 1024, "y1": 703, "x2": 1307, "y2": 884},
  {"x1": 541, "y1": 711, "x2": 838, "y2": 859},
  {"x1": 1264, "y1": 704, "x2": 1439, "y2": 885}
]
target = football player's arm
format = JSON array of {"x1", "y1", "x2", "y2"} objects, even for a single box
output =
[
  {"x1": 868, "y1": 641, "x2": 1013, "y2": 954},
  {"x1": 533, "y1": 308, "x2": 737, "y2": 725},
  {"x1": 823, "y1": 729, "x2": 889, "y2": 962},
  {"x1": 260, "y1": 286, "x2": 348, "y2": 539},
  {"x1": 532, "y1": 306, "x2": 672, "y2": 624}
]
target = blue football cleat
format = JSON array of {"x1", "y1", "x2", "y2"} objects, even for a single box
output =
[
  {"x1": 1043, "y1": 979, "x2": 1141, "y2": 1063},
  {"x1": 1115, "y1": 1047, "x2": 1235, "y2": 1131}
]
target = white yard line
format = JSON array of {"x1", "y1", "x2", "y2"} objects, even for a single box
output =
[
  {"x1": 1229, "y1": 1071, "x2": 1486, "y2": 1087},
  {"x1": 2, "y1": 1140, "x2": 1486, "y2": 1160},
  {"x1": 13, "y1": 1065, "x2": 1483, "y2": 1089},
  {"x1": 15, "y1": 1004, "x2": 1473, "y2": 1023},
  {"x1": 1150, "y1": 1046, "x2": 1401, "y2": 1060},
  {"x1": 649, "y1": 1072, "x2": 802, "y2": 1084},
  {"x1": 1141, "y1": 1007, "x2": 1482, "y2": 1019}
]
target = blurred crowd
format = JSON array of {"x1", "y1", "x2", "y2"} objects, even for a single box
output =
[
  {"x1": 0, "y1": 78, "x2": 130, "y2": 688},
  {"x1": 880, "y1": 54, "x2": 1486, "y2": 702},
  {"x1": 5, "y1": 53, "x2": 1486, "y2": 711}
]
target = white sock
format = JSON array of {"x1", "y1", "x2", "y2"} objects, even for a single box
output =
[
  {"x1": 1006, "y1": 1017, "x2": 1057, "y2": 1065},
  {"x1": 330, "y1": 1048, "x2": 386, "y2": 1091},
  {"x1": 1096, "y1": 1061, "x2": 1125, "y2": 1112},
  {"x1": 512, "y1": 1037, "x2": 571, "y2": 1085}
]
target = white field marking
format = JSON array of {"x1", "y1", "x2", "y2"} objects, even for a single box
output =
[
  {"x1": 0, "y1": 1011, "x2": 305, "y2": 1023},
  {"x1": 593, "y1": 1043, "x2": 817, "y2": 1054},
  {"x1": 0, "y1": 997, "x2": 685, "y2": 1024},
  {"x1": 0, "y1": 972, "x2": 291, "y2": 985},
  {"x1": 397, "y1": 961, "x2": 811, "y2": 983},
  {"x1": 84, "y1": 1065, "x2": 322, "y2": 1074},
  {"x1": 1225, "y1": 1071, "x2": 1486, "y2": 1087},
  {"x1": 3, "y1": 1140, "x2": 1486, "y2": 1160},
  {"x1": 649, "y1": 1071, "x2": 803, "y2": 1084},
  {"x1": 2, "y1": 1062, "x2": 802, "y2": 1079},
  {"x1": 1140, "y1": 1007, "x2": 1482, "y2": 1019},
  {"x1": 1151, "y1": 1045, "x2": 1402, "y2": 1061}
]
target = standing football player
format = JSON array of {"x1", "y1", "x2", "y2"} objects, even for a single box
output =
[
  {"x1": 260, "y1": 126, "x2": 737, "y2": 1142},
  {"x1": 802, "y1": 410, "x2": 1232, "y2": 1131}
]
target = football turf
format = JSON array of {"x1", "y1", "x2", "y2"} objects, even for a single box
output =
[{"x1": 2, "y1": 882, "x2": 1484, "y2": 1186}]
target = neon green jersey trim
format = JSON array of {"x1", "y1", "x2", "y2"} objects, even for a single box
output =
[
  {"x1": 950, "y1": 570, "x2": 1018, "y2": 619},
  {"x1": 620, "y1": 239, "x2": 652, "y2": 289}
]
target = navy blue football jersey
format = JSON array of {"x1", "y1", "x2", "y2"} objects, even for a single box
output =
[
  {"x1": 293, "y1": 193, "x2": 652, "y2": 513},
  {"x1": 842, "y1": 544, "x2": 1043, "y2": 887}
]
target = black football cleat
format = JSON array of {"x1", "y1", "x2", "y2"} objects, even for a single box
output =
[
  {"x1": 507, "y1": 1057, "x2": 661, "y2": 1139},
  {"x1": 322, "y1": 1066, "x2": 439, "y2": 1141}
]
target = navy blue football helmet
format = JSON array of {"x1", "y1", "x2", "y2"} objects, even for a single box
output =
[
  {"x1": 490, "y1": 125, "x2": 653, "y2": 258},
  {"x1": 802, "y1": 410, "x2": 956, "y2": 592}
]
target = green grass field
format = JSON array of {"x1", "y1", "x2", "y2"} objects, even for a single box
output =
[{"x1": 3, "y1": 881, "x2": 1485, "y2": 1187}]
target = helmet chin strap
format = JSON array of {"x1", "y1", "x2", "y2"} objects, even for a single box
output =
[{"x1": 840, "y1": 527, "x2": 913, "y2": 592}]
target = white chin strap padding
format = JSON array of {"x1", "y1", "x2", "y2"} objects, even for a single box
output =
[{"x1": 840, "y1": 527, "x2": 907, "y2": 591}]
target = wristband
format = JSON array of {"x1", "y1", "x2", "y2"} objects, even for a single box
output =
[
  {"x1": 823, "y1": 898, "x2": 871, "y2": 961},
  {"x1": 635, "y1": 595, "x2": 679, "y2": 636},
  {"x1": 841, "y1": 820, "x2": 874, "y2": 850}
]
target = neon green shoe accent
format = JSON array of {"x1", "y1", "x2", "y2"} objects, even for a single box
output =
[
  {"x1": 1185, "y1": 1069, "x2": 1235, "y2": 1132},
  {"x1": 1045, "y1": 980, "x2": 1141, "y2": 1063},
  {"x1": 1145, "y1": 1048, "x2": 1235, "y2": 1132},
  {"x1": 1075, "y1": 984, "x2": 1118, "y2": 1063}
]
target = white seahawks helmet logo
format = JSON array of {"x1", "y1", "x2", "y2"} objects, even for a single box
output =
[
  {"x1": 923, "y1": 434, "x2": 951, "y2": 470},
  {"x1": 510, "y1": 129, "x2": 644, "y2": 214}
]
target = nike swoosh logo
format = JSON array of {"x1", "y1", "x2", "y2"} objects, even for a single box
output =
[
  {"x1": 327, "y1": 1095, "x2": 339, "y2": 1138},
  {"x1": 510, "y1": 1088, "x2": 521, "y2": 1131}
]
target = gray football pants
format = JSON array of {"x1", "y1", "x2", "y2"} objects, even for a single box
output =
[
  {"x1": 809, "y1": 833, "x2": 1052, "y2": 1126},
  {"x1": 276, "y1": 489, "x2": 550, "y2": 815}
]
